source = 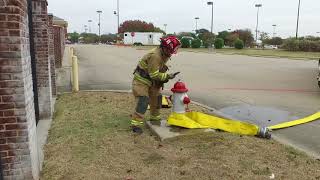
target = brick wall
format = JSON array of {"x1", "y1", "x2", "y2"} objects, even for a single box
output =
[
  {"x1": 0, "y1": 0, "x2": 40, "y2": 179},
  {"x1": 32, "y1": 0, "x2": 52, "y2": 118},
  {"x1": 48, "y1": 15, "x2": 56, "y2": 96},
  {"x1": 53, "y1": 25, "x2": 65, "y2": 68}
]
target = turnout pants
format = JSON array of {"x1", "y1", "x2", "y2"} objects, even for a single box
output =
[{"x1": 131, "y1": 80, "x2": 162, "y2": 125}]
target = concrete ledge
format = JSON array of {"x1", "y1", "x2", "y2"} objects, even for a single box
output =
[{"x1": 146, "y1": 120, "x2": 216, "y2": 141}]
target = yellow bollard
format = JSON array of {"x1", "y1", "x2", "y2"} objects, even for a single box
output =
[
  {"x1": 69, "y1": 47, "x2": 74, "y2": 65},
  {"x1": 72, "y1": 55, "x2": 79, "y2": 92}
]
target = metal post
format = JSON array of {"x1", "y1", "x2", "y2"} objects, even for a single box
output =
[
  {"x1": 296, "y1": 0, "x2": 301, "y2": 39},
  {"x1": 97, "y1": 10, "x2": 102, "y2": 43},
  {"x1": 255, "y1": 4, "x2": 262, "y2": 43},
  {"x1": 117, "y1": 0, "x2": 120, "y2": 34},
  {"x1": 272, "y1": 24, "x2": 277, "y2": 38},
  {"x1": 88, "y1": 20, "x2": 92, "y2": 33},
  {"x1": 210, "y1": 4, "x2": 213, "y2": 34},
  {"x1": 164, "y1": 24, "x2": 167, "y2": 34},
  {"x1": 195, "y1": 17, "x2": 199, "y2": 33},
  {"x1": 27, "y1": 0, "x2": 40, "y2": 124},
  {"x1": 98, "y1": 14, "x2": 101, "y2": 38},
  {"x1": 207, "y1": 2, "x2": 214, "y2": 50}
]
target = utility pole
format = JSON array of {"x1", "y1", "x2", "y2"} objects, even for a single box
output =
[
  {"x1": 255, "y1": 4, "x2": 262, "y2": 43},
  {"x1": 296, "y1": 0, "x2": 301, "y2": 39},
  {"x1": 97, "y1": 10, "x2": 102, "y2": 43}
]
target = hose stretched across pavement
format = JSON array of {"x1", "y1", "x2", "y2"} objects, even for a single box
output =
[{"x1": 167, "y1": 111, "x2": 320, "y2": 138}]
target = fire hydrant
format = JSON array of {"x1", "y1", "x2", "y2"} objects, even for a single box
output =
[{"x1": 171, "y1": 81, "x2": 191, "y2": 114}]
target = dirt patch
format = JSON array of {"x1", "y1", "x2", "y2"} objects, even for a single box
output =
[{"x1": 41, "y1": 92, "x2": 320, "y2": 180}]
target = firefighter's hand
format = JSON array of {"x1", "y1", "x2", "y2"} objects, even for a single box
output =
[
  {"x1": 160, "y1": 65, "x2": 169, "y2": 73},
  {"x1": 168, "y1": 72, "x2": 180, "y2": 80}
]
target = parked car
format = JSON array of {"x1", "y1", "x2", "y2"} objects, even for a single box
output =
[{"x1": 264, "y1": 45, "x2": 278, "y2": 49}]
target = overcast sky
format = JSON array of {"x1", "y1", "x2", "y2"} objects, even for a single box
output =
[{"x1": 48, "y1": 0, "x2": 319, "y2": 38}]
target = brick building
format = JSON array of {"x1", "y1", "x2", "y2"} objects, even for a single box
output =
[
  {"x1": 52, "y1": 16, "x2": 67, "y2": 69},
  {"x1": 0, "y1": 0, "x2": 67, "y2": 179}
]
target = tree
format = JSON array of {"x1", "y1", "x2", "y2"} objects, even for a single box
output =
[
  {"x1": 191, "y1": 39, "x2": 201, "y2": 48},
  {"x1": 177, "y1": 32, "x2": 196, "y2": 39},
  {"x1": 196, "y1": 28, "x2": 210, "y2": 34},
  {"x1": 234, "y1": 29, "x2": 254, "y2": 47},
  {"x1": 234, "y1": 39, "x2": 244, "y2": 49},
  {"x1": 181, "y1": 38, "x2": 191, "y2": 48},
  {"x1": 100, "y1": 34, "x2": 118, "y2": 43},
  {"x1": 263, "y1": 37, "x2": 283, "y2": 46},
  {"x1": 225, "y1": 33, "x2": 239, "y2": 47},
  {"x1": 259, "y1": 32, "x2": 269, "y2": 42},
  {"x1": 198, "y1": 32, "x2": 215, "y2": 48},
  {"x1": 217, "y1": 31, "x2": 230, "y2": 44},
  {"x1": 118, "y1": 20, "x2": 164, "y2": 34},
  {"x1": 214, "y1": 38, "x2": 224, "y2": 49},
  {"x1": 68, "y1": 32, "x2": 80, "y2": 43},
  {"x1": 80, "y1": 33, "x2": 99, "y2": 44}
]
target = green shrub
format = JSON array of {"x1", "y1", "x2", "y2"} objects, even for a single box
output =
[
  {"x1": 191, "y1": 39, "x2": 201, "y2": 48},
  {"x1": 282, "y1": 38, "x2": 320, "y2": 52},
  {"x1": 234, "y1": 39, "x2": 244, "y2": 49},
  {"x1": 214, "y1": 38, "x2": 224, "y2": 49},
  {"x1": 282, "y1": 38, "x2": 299, "y2": 51},
  {"x1": 181, "y1": 38, "x2": 191, "y2": 48}
]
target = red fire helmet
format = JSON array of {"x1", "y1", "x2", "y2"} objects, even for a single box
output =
[
  {"x1": 171, "y1": 81, "x2": 188, "y2": 93},
  {"x1": 160, "y1": 36, "x2": 181, "y2": 55}
]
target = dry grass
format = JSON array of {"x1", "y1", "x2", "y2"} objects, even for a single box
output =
[{"x1": 41, "y1": 92, "x2": 320, "y2": 180}]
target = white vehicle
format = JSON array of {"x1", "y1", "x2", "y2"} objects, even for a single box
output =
[
  {"x1": 123, "y1": 32, "x2": 164, "y2": 46},
  {"x1": 264, "y1": 45, "x2": 278, "y2": 49}
]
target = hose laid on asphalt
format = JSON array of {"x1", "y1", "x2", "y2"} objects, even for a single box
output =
[
  {"x1": 167, "y1": 111, "x2": 320, "y2": 139},
  {"x1": 268, "y1": 112, "x2": 320, "y2": 130}
]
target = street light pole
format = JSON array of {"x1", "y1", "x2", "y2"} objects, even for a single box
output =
[
  {"x1": 272, "y1": 24, "x2": 277, "y2": 38},
  {"x1": 117, "y1": 0, "x2": 120, "y2": 34},
  {"x1": 207, "y1": 1, "x2": 214, "y2": 50},
  {"x1": 88, "y1": 20, "x2": 92, "y2": 33},
  {"x1": 84, "y1": 25, "x2": 88, "y2": 33},
  {"x1": 97, "y1": 10, "x2": 102, "y2": 43},
  {"x1": 164, "y1": 24, "x2": 167, "y2": 34},
  {"x1": 207, "y1": 2, "x2": 214, "y2": 34},
  {"x1": 255, "y1": 4, "x2": 262, "y2": 43},
  {"x1": 195, "y1": 17, "x2": 200, "y2": 33},
  {"x1": 296, "y1": 0, "x2": 301, "y2": 39}
]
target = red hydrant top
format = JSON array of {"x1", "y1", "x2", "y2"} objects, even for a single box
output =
[{"x1": 171, "y1": 81, "x2": 188, "y2": 93}]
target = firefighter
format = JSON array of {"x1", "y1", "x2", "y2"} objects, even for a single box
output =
[{"x1": 131, "y1": 36, "x2": 181, "y2": 134}]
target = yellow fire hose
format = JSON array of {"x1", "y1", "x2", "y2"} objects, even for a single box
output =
[
  {"x1": 167, "y1": 111, "x2": 320, "y2": 139},
  {"x1": 268, "y1": 112, "x2": 320, "y2": 130}
]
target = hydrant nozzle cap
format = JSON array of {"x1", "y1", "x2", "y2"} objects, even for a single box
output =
[{"x1": 171, "y1": 81, "x2": 188, "y2": 93}]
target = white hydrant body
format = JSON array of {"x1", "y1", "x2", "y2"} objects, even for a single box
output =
[
  {"x1": 171, "y1": 81, "x2": 191, "y2": 114},
  {"x1": 172, "y1": 93, "x2": 190, "y2": 113}
]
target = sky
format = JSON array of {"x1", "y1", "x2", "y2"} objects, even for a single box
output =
[{"x1": 48, "y1": 0, "x2": 320, "y2": 38}]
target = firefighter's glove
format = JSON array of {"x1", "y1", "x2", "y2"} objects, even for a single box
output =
[
  {"x1": 160, "y1": 65, "x2": 169, "y2": 73},
  {"x1": 168, "y1": 72, "x2": 180, "y2": 80}
]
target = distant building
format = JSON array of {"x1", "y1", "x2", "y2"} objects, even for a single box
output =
[{"x1": 123, "y1": 32, "x2": 164, "y2": 45}]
